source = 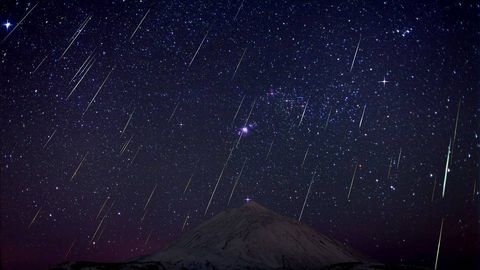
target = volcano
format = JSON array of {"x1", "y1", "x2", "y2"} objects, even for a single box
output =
[{"x1": 55, "y1": 201, "x2": 425, "y2": 270}]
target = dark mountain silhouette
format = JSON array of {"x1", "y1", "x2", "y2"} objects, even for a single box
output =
[{"x1": 53, "y1": 202, "x2": 430, "y2": 270}]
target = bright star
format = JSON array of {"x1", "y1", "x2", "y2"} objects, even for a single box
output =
[
  {"x1": 3, "y1": 21, "x2": 12, "y2": 30},
  {"x1": 245, "y1": 197, "x2": 251, "y2": 202},
  {"x1": 378, "y1": 76, "x2": 389, "y2": 86}
]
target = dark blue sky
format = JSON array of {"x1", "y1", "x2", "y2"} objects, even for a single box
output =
[{"x1": 0, "y1": 1, "x2": 478, "y2": 269}]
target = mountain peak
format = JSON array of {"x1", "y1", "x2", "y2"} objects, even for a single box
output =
[
  {"x1": 242, "y1": 200, "x2": 269, "y2": 211},
  {"x1": 139, "y1": 202, "x2": 366, "y2": 269}
]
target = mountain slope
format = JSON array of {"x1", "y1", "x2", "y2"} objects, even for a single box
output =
[{"x1": 138, "y1": 201, "x2": 366, "y2": 269}]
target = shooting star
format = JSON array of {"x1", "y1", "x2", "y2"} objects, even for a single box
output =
[
  {"x1": 28, "y1": 206, "x2": 42, "y2": 229},
  {"x1": 233, "y1": 0, "x2": 245, "y2": 21},
  {"x1": 347, "y1": 163, "x2": 358, "y2": 200},
  {"x1": 130, "y1": 9, "x2": 150, "y2": 40},
  {"x1": 128, "y1": 145, "x2": 141, "y2": 167},
  {"x1": 434, "y1": 218, "x2": 444, "y2": 270},
  {"x1": 298, "y1": 167, "x2": 317, "y2": 221},
  {"x1": 298, "y1": 98, "x2": 309, "y2": 126},
  {"x1": 168, "y1": 101, "x2": 180, "y2": 123},
  {"x1": 231, "y1": 47, "x2": 247, "y2": 81},
  {"x1": 59, "y1": 15, "x2": 92, "y2": 59},
  {"x1": 473, "y1": 178, "x2": 477, "y2": 201},
  {"x1": 442, "y1": 139, "x2": 451, "y2": 198},
  {"x1": 83, "y1": 67, "x2": 114, "y2": 116},
  {"x1": 70, "y1": 48, "x2": 96, "y2": 84},
  {"x1": 70, "y1": 152, "x2": 88, "y2": 181},
  {"x1": 91, "y1": 201, "x2": 114, "y2": 244},
  {"x1": 120, "y1": 134, "x2": 134, "y2": 155},
  {"x1": 324, "y1": 107, "x2": 332, "y2": 129},
  {"x1": 181, "y1": 214, "x2": 190, "y2": 232},
  {"x1": 227, "y1": 158, "x2": 247, "y2": 206},
  {"x1": 358, "y1": 104, "x2": 366, "y2": 128},
  {"x1": 301, "y1": 145, "x2": 310, "y2": 168},
  {"x1": 43, "y1": 129, "x2": 57, "y2": 148},
  {"x1": 431, "y1": 176, "x2": 437, "y2": 202},
  {"x1": 396, "y1": 148, "x2": 402, "y2": 170},
  {"x1": 230, "y1": 95, "x2": 245, "y2": 126},
  {"x1": 452, "y1": 98, "x2": 461, "y2": 150},
  {"x1": 64, "y1": 238, "x2": 76, "y2": 259},
  {"x1": 265, "y1": 139, "x2": 274, "y2": 160},
  {"x1": 144, "y1": 184, "x2": 158, "y2": 211},
  {"x1": 2, "y1": 2, "x2": 39, "y2": 43},
  {"x1": 184, "y1": 172, "x2": 194, "y2": 194},
  {"x1": 188, "y1": 28, "x2": 210, "y2": 68},
  {"x1": 349, "y1": 34, "x2": 361, "y2": 72},
  {"x1": 66, "y1": 56, "x2": 96, "y2": 100},
  {"x1": 121, "y1": 108, "x2": 135, "y2": 135},
  {"x1": 145, "y1": 229, "x2": 153, "y2": 245},
  {"x1": 387, "y1": 157, "x2": 393, "y2": 180},
  {"x1": 96, "y1": 197, "x2": 110, "y2": 220},
  {"x1": 32, "y1": 54, "x2": 49, "y2": 74},
  {"x1": 184, "y1": 159, "x2": 201, "y2": 193}
]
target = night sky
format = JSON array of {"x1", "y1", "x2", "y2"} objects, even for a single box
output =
[{"x1": 0, "y1": 1, "x2": 479, "y2": 269}]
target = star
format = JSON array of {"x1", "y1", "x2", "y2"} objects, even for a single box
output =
[
  {"x1": 378, "y1": 76, "x2": 389, "y2": 86},
  {"x1": 3, "y1": 20, "x2": 12, "y2": 30}
]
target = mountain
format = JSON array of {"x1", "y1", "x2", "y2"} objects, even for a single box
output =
[
  {"x1": 137, "y1": 201, "x2": 366, "y2": 269},
  {"x1": 53, "y1": 202, "x2": 430, "y2": 269}
]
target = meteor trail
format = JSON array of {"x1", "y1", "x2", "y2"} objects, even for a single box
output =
[
  {"x1": 145, "y1": 230, "x2": 153, "y2": 245},
  {"x1": 452, "y1": 98, "x2": 461, "y2": 151},
  {"x1": 59, "y1": 15, "x2": 92, "y2": 59},
  {"x1": 184, "y1": 159, "x2": 200, "y2": 194},
  {"x1": 434, "y1": 218, "x2": 444, "y2": 270},
  {"x1": 227, "y1": 158, "x2": 247, "y2": 206},
  {"x1": 298, "y1": 98, "x2": 309, "y2": 126},
  {"x1": 130, "y1": 9, "x2": 150, "y2": 40},
  {"x1": 168, "y1": 101, "x2": 180, "y2": 123},
  {"x1": 431, "y1": 176, "x2": 437, "y2": 202},
  {"x1": 65, "y1": 238, "x2": 76, "y2": 259},
  {"x1": 233, "y1": 0, "x2": 245, "y2": 21},
  {"x1": 231, "y1": 48, "x2": 247, "y2": 81},
  {"x1": 301, "y1": 146, "x2": 310, "y2": 168},
  {"x1": 396, "y1": 148, "x2": 402, "y2": 170},
  {"x1": 83, "y1": 67, "x2": 114, "y2": 116},
  {"x1": 96, "y1": 197, "x2": 110, "y2": 220},
  {"x1": 324, "y1": 107, "x2": 332, "y2": 129},
  {"x1": 28, "y1": 207, "x2": 42, "y2": 229},
  {"x1": 70, "y1": 152, "x2": 88, "y2": 181},
  {"x1": 347, "y1": 163, "x2": 358, "y2": 200},
  {"x1": 70, "y1": 48, "x2": 96, "y2": 84},
  {"x1": 188, "y1": 28, "x2": 210, "y2": 68},
  {"x1": 265, "y1": 139, "x2": 274, "y2": 160},
  {"x1": 299, "y1": 167, "x2": 317, "y2": 221},
  {"x1": 358, "y1": 104, "x2": 366, "y2": 128},
  {"x1": 144, "y1": 184, "x2": 157, "y2": 211},
  {"x1": 121, "y1": 108, "x2": 135, "y2": 135},
  {"x1": 66, "y1": 56, "x2": 96, "y2": 100},
  {"x1": 43, "y1": 129, "x2": 57, "y2": 148},
  {"x1": 230, "y1": 95, "x2": 245, "y2": 126},
  {"x1": 387, "y1": 157, "x2": 393, "y2": 180},
  {"x1": 349, "y1": 34, "x2": 361, "y2": 72},
  {"x1": 181, "y1": 214, "x2": 189, "y2": 232},
  {"x1": 32, "y1": 54, "x2": 48, "y2": 74},
  {"x1": 184, "y1": 172, "x2": 194, "y2": 194},
  {"x1": 442, "y1": 139, "x2": 451, "y2": 198},
  {"x1": 120, "y1": 135, "x2": 134, "y2": 155},
  {"x1": 128, "y1": 145, "x2": 141, "y2": 166},
  {"x1": 2, "y1": 2, "x2": 39, "y2": 43}
]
